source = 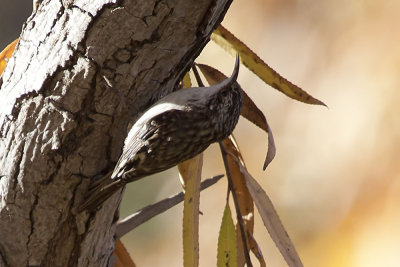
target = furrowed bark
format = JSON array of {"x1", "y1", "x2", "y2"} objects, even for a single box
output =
[{"x1": 0, "y1": 0, "x2": 232, "y2": 266}]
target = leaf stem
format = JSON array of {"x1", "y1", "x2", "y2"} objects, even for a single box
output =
[
  {"x1": 219, "y1": 142, "x2": 253, "y2": 267},
  {"x1": 192, "y1": 64, "x2": 205, "y2": 87}
]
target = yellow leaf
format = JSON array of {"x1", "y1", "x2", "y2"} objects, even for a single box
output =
[
  {"x1": 178, "y1": 154, "x2": 203, "y2": 267},
  {"x1": 247, "y1": 231, "x2": 266, "y2": 267},
  {"x1": 217, "y1": 204, "x2": 237, "y2": 267},
  {"x1": 182, "y1": 71, "x2": 192, "y2": 89},
  {"x1": 211, "y1": 25, "x2": 325, "y2": 106},
  {"x1": 0, "y1": 38, "x2": 19, "y2": 76},
  {"x1": 197, "y1": 63, "x2": 276, "y2": 170},
  {"x1": 114, "y1": 240, "x2": 136, "y2": 267}
]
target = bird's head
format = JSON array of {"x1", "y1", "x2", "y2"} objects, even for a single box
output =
[{"x1": 204, "y1": 54, "x2": 243, "y2": 136}]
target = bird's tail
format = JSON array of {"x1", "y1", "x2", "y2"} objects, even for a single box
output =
[{"x1": 78, "y1": 177, "x2": 126, "y2": 212}]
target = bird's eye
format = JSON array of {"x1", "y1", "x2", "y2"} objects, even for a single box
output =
[{"x1": 221, "y1": 91, "x2": 228, "y2": 97}]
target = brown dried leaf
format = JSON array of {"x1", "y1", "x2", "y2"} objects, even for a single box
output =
[
  {"x1": 239, "y1": 164, "x2": 304, "y2": 267},
  {"x1": 241, "y1": 89, "x2": 276, "y2": 169},
  {"x1": 247, "y1": 231, "x2": 266, "y2": 267},
  {"x1": 196, "y1": 63, "x2": 225, "y2": 85},
  {"x1": 198, "y1": 63, "x2": 275, "y2": 170},
  {"x1": 222, "y1": 136, "x2": 254, "y2": 266},
  {"x1": 235, "y1": 226, "x2": 246, "y2": 267},
  {"x1": 211, "y1": 25, "x2": 326, "y2": 106},
  {"x1": 116, "y1": 174, "x2": 224, "y2": 238},
  {"x1": 178, "y1": 154, "x2": 203, "y2": 267},
  {"x1": 114, "y1": 240, "x2": 136, "y2": 267}
]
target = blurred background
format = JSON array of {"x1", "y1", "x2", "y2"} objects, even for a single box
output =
[{"x1": 2, "y1": 0, "x2": 399, "y2": 266}]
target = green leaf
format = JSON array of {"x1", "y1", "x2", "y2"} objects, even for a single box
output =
[{"x1": 217, "y1": 204, "x2": 237, "y2": 267}]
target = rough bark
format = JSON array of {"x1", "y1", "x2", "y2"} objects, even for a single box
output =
[{"x1": 0, "y1": 0, "x2": 232, "y2": 266}]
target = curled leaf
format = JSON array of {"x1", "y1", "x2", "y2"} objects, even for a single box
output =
[
  {"x1": 211, "y1": 25, "x2": 325, "y2": 106},
  {"x1": 241, "y1": 90, "x2": 276, "y2": 169},
  {"x1": 198, "y1": 63, "x2": 275, "y2": 170},
  {"x1": 247, "y1": 231, "x2": 266, "y2": 267}
]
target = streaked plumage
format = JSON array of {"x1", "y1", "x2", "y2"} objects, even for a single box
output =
[{"x1": 79, "y1": 55, "x2": 242, "y2": 211}]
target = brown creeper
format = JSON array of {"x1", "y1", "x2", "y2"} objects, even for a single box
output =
[{"x1": 79, "y1": 55, "x2": 242, "y2": 211}]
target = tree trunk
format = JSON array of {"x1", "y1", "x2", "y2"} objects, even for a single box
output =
[{"x1": 0, "y1": 0, "x2": 232, "y2": 266}]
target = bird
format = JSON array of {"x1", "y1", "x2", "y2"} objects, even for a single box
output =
[{"x1": 79, "y1": 54, "x2": 242, "y2": 211}]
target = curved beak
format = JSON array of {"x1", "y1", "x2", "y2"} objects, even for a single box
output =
[
  {"x1": 229, "y1": 53, "x2": 240, "y2": 84},
  {"x1": 215, "y1": 53, "x2": 240, "y2": 92}
]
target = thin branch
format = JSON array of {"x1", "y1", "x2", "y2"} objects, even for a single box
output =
[
  {"x1": 116, "y1": 174, "x2": 224, "y2": 239},
  {"x1": 192, "y1": 64, "x2": 205, "y2": 87},
  {"x1": 219, "y1": 142, "x2": 253, "y2": 267}
]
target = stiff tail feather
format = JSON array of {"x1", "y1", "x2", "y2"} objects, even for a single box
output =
[{"x1": 78, "y1": 178, "x2": 126, "y2": 212}]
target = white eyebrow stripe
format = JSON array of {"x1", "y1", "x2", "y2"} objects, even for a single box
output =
[{"x1": 125, "y1": 102, "x2": 184, "y2": 146}]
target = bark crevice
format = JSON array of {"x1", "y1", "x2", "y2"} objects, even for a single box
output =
[{"x1": 0, "y1": 0, "x2": 233, "y2": 266}]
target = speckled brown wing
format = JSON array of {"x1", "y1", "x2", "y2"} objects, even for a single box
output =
[
  {"x1": 116, "y1": 107, "x2": 214, "y2": 182},
  {"x1": 78, "y1": 108, "x2": 213, "y2": 211},
  {"x1": 110, "y1": 120, "x2": 155, "y2": 180},
  {"x1": 79, "y1": 54, "x2": 242, "y2": 212}
]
